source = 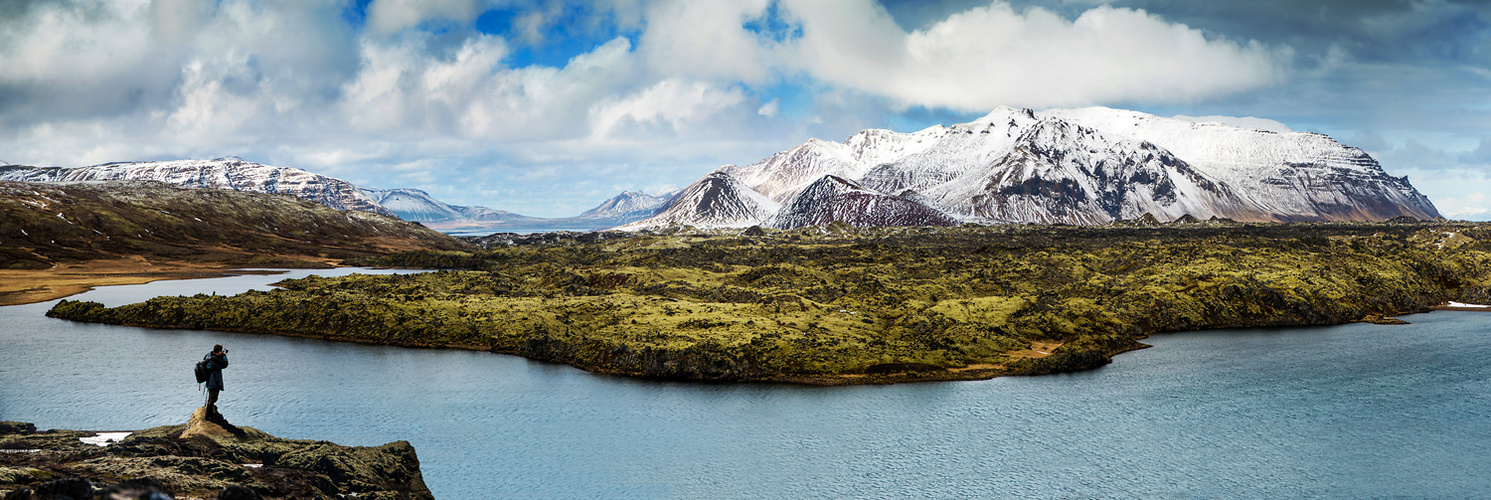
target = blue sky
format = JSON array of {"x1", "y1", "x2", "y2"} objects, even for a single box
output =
[{"x1": 1, "y1": 0, "x2": 1489, "y2": 218}]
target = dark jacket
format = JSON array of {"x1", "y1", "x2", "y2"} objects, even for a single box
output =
[{"x1": 204, "y1": 353, "x2": 228, "y2": 391}]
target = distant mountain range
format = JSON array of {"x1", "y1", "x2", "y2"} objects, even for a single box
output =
[
  {"x1": 0, "y1": 106, "x2": 1442, "y2": 235},
  {"x1": 618, "y1": 106, "x2": 1440, "y2": 230},
  {"x1": 0, "y1": 159, "x2": 677, "y2": 232},
  {"x1": 0, "y1": 157, "x2": 392, "y2": 215}
]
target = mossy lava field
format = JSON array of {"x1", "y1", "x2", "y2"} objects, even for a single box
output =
[{"x1": 47, "y1": 221, "x2": 1491, "y2": 384}]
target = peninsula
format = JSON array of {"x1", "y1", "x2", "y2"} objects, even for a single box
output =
[{"x1": 45, "y1": 220, "x2": 1491, "y2": 384}]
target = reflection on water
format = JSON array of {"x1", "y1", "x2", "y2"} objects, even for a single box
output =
[{"x1": 3, "y1": 270, "x2": 1489, "y2": 499}]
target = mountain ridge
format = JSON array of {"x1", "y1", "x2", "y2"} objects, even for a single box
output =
[{"x1": 621, "y1": 106, "x2": 1439, "y2": 230}]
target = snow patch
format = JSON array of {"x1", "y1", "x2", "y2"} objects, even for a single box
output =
[{"x1": 80, "y1": 432, "x2": 131, "y2": 447}]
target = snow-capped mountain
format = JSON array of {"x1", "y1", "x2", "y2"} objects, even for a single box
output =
[
  {"x1": 0, "y1": 157, "x2": 393, "y2": 216},
  {"x1": 360, "y1": 187, "x2": 467, "y2": 222},
  {"x1": 914, "y1": 117, "x2": 1246, "y2": 224},
  {"x1": 763, "y1": 175, "x2": 959, "y2": 230},
  {"x1": 722, "y1": 124, "x2": 947, "y2": 203},
  {"x1": 615, "y1": 172, "x2": 781, "y2": 231},
  {"x1": 627, "y1": 106, "x2": 1439, "y2": 230},
  {"x1": 575, "y1": 190, "x2": 673, "y2": 223},
  {"x1": 1043, "y1": 107, "x2": 1439, "y2": 222}
]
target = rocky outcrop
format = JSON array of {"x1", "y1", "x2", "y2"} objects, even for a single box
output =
[
  {"x1": 0, "y1": 415, "x2": 432, "y2": 500},
  {"x1": 180, "y1": 405, "x2": 246, "y2": 441}
]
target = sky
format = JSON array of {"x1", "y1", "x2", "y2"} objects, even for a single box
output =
[{"x1": 1, "y1": 0, "x2": 1489, "y2": 219}]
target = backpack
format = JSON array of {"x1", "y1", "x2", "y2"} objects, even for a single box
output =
[{"x1": 195, "y1": 357, "x2": 210, "y2": 384}]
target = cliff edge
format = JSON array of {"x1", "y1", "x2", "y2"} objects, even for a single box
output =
[{"x1": 0, "y1": 413, "x2": 432, "y2": 500}]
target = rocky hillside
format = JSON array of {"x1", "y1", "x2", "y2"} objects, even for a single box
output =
[{"x1": 0, "y1": 180, "x2": 472, "y2": 269}]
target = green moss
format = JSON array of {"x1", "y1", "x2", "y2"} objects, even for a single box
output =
[{"x1": 47, "y1": 222, "x2": 1491, "y2": 383}]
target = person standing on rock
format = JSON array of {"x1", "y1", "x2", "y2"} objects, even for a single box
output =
[{"x1": 204, "y1": 344, "x2": 228, "y2": 408}]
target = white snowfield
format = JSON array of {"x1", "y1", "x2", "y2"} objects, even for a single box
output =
[
  {"x1": 80, "y1": 431, "x2": 132, "y2": 447},
  {"x1": 619, "y1": 106, "x2": 1440, "y2": 231}
]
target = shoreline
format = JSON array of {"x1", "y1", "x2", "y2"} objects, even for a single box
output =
[{"x1": 0, "y1": 257, "x2": 308, "y2": 307}]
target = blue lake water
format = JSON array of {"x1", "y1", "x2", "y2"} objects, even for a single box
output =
[{"x1": 2, "y1": 270, "x2": 1489, "y2": 499}]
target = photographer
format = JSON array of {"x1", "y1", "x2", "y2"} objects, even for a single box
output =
[{"x1": 203, "y1": 344, "x2": 229, "y2": 408}]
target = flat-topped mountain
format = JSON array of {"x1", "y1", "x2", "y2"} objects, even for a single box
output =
[{"x1": 620, "y1": 107, "x2": 1439, "y2": 230}]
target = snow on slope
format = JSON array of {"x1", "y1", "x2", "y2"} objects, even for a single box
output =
[
  {"x1": 666, "y1": 106, "x2": 1440, "y2": 228},
  {"x1": 1044, "y1": 107, "x2": 1440, "y2": 221},
  {"x1": 723, "y1": 122, "x2": 947, "y2": 203},
  {"x1": 361, "y1": 187, "x2": 467, "y2": 222},
  {"x1": 576, "y1": 190, "x2": 671, "y2": 222},
  {"x1": 615, "y1": 171, "x2": 781, "y2": 231},
  {"x1": 860, "y1": 107, "x2": 1041, "y2": 196},
  {"x1": 0, "y1": 157, "x2": 392, "y2": 216},
  {"x1": 921, "y1": 118, "x2": 1245, "y2": 224},
  {"x1": 763, "y1": 175, "x2": 959, "y2": 229}
]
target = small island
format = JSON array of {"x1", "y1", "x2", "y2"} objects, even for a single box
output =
[{"x1": 44, "y1": 220, "x2": 1491, "y2": 385}]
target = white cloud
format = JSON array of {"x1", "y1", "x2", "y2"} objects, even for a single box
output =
[
  {"x1": 589, "y1": 79, "x2": 748, "y2": 138},
  {"x1": 758, "y1": 98, "x2": 780, "y2": 117},
  {"x1": 778, "y1": 0, "x2": 1287, "y2": 110},
  {"x1": 366, "y1": 0, "x2": 484, "y2": 35},
  {"x1": 638, "y1": 0, "x2": 777, "y2": 83}
]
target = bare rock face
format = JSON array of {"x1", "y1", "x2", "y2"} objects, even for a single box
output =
[{"x1": 763, "y1": 175, "x2": 959, "y2": 230}]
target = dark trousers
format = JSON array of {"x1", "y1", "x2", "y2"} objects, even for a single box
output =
[{"x1": 207, "y1": 388, "x2": 220, "y2": 406}]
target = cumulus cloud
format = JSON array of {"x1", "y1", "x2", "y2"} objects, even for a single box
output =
[
  {"x1": 637, "y1": 0, "x2": 777, "y2": 82},
  {"x1": 589, "y1": 79, "x2": 748, "y2": 138},
  {"x1": 777, "y1": 0, "x2": 1288, "y2": 110},
  {"x1": 0, "y1": 0, "x2": 1360, "y2": 216}
]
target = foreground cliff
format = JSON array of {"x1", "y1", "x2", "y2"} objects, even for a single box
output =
[
  {"x1": 45, "y1": 221, "x2": 1491, "y2": 384},
  {"x1": 0, "y1": 414, "x2": 432, "y2": 500}
]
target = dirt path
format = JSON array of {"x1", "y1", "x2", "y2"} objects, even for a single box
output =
[{"x1": 1000, "y1": 341, "x2": 1063, "y2": 359}]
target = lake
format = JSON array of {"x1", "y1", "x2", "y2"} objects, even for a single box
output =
[{"x1": 2, "y1": 270, "x2": 1488, "y2": 498}]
